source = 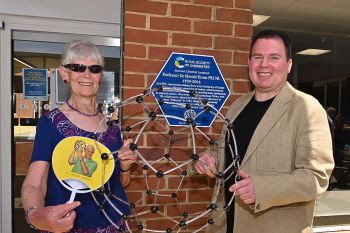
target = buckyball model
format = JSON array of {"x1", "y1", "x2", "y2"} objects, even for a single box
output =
[{"x1": 53, "y1": 86, "x2": 240, "y2": 232}]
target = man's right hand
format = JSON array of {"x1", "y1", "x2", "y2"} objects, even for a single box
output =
[
  {"x1": 28, "y1": 201, "x2": 80, "y2": 233},
  {"x1": 194, "y1": 152, "x2": 217, "y2": 178}
]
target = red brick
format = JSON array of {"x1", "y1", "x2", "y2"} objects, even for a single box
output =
[
  {"x1": 123, "y1": 73, "x2": 146, "y2": 88},
  {"x1": 194, "y1": 21, "x2": 233, "y2": 36},
  {"x1": 125, "y1": 0, "x2": 168, "y2": 15},
  {"x1": 170, "y1": 133, "x2": 190, "y2": 147},
  {"x1": 167, "y1": 203, "x2": 209, "y2": 216},
  {"x1": 167, "y1": 148, "x2": 195, "y2": 161},
  {"x1": 132, "y1": 204, "x2": 166, "y2": 219},
  {"x1": 150, "y1": 17, "x2": 191, "y2": 32},
  {"x1": 145, "y1": 190, "x2": 186, "y2": 204},
  {"x1": 147, "y1": 133, "x2": 172, "y2": 147},
  {"x1": 147, "y1": 133, "x2": 189, "y2": 147},
  {"x1": 219, "y1": 65, "x2": 248, "y2": 79},
  {"x1": 124, "y1": 43, "x2": 146, "y2": 58},
  {"x1": 168, "y1": 176, "x2": 210, "y2": 189},
  {"x1": 194, "y1": 0, "x2": 233, "y2": 7},
  {"x1": 125, "y1": 28, "x2": 168, "y2": 45},
  {"x1": 149, "y1": 46, "x2": 191, "y2": 60},
  {"x1": 122, "y1": 133, "x2": 145, "y2": 147},
  {"x1": 121, "y1": 0, "x2": 255, "y2": 227},
  {"x1": 193, "y1": 49, "x2": 232, "y2": 64},
  {"x1": 188, "y1": 219, "x2": 210, "y2": 231},
  {"x1": 172, "y1": 33, "x2": 212, "y2": 48},
  {"x1": 125, "y1": 191, "x2": 143, "y2": 203},
  {"x1": 145, "y1": 218, "x2": 179, "y2": 231},
  {"x1": 121, "y1": 118, "x2": 149, "y2": 133},
  {"x1": 125, "y1": 13, "x2": 146, "y2": 28},
  {"x1": 235, "y1": 24, "x2": 253, "y2": 38},
  {"x1": 233, "y1": 51, "x2": 249, "y2": 66},
  {"x1": 216, "y1": 8, "x2": 253, "y2": 24},
  {"x1": 171, "y1": 4, "x2": 212, "y2": 19},
  {"x1": 123, "y1": 88, "x2": 146, "y2": 100},
  {"x1": 194, "y1": 134, "x2": 216, "y2": 147},
  {"x1": 124, "y1": 58, "x2": 164, "y2": 73},
  {"x1": 127, "y1": 177, "x2": 165, "y2": 190},
  {"x1": 236, "y1": 0, "x2": 254, "y2": 9},
  {"x1": 137, "y1": 148, "x2": 166, "y2": 161},
  {"x1": 145, "y1": 119, "x2": 169, "y2": 133},
  {"x1": 146, "y1": 74, "x2": 157, "y2": 87},
  {"x1": 214, "y1": 37, "x2": 251, "y2": 51},
  {"x1": 123, "y1": 103, "x2": 145, "y2": 117},
  {"x1": 148, "y1": 162, "x2": 184, "y2": 176},
  {"x1": 188, "y1": 189, "x2": 213, "y2": 202}
]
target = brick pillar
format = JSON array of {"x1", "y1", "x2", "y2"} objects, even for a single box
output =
[{"x1": 123, "y1": 0, "x2": 253, "y2": 231}]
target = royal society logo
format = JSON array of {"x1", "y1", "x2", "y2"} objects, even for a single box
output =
[{"x1": 175, "y1": 57, "x2": 185, "y2": 68}]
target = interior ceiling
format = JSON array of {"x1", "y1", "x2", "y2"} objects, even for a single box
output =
[{"x1": 253, "y1": 0, "x2": 350, "y2": 83}]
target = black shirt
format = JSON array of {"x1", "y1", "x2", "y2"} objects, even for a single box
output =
[{"x1": 225, "y1": 96, "x2": 274, "y2": 233}]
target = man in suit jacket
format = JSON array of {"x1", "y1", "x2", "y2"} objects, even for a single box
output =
[{"x1": 194, "y1": 30, "x2": 334, "y2": 233}]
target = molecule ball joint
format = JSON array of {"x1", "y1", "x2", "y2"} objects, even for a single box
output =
[{"x1": 101, "y1": 153, "x2": 109, "y2": 160}]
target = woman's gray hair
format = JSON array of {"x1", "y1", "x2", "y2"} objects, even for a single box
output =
[{"x1": 61, "y1": 40, "x2": 104, "y2": 67}]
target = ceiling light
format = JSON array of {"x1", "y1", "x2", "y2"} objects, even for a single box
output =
[
  {"x1": 296, "y1": 49, "x2": 331, "y2": 56},
  {"x1": 14, "y1": 57, "x2": 34, "y2": 68},
  {"x1": 253, "y1": 14, "x2": 271, "y2": 27}
]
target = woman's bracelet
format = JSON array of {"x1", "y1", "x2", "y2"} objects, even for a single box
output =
[
  {"x1": 120, "y1": 167, "x2": 131, "y2": 173},
  {"x1": 24, "y1": 206, "x2": 38, "y2": 230}
]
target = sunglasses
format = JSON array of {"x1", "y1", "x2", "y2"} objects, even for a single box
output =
[{"x1": 63, "y1": 64, "x2": 103, "y2": 74}]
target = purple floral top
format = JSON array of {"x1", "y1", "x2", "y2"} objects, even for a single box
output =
[{"x1": 31, "y1": 108, "x2": 129, "y2": 232}]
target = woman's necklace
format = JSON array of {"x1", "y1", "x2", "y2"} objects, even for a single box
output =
[{"x1": 66, "y1": 101, "x2": 100, "y2": 117}]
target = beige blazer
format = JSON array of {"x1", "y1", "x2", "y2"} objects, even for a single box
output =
[{"x1": 207, "y1": 82, "x2": 334, "y2": 233}]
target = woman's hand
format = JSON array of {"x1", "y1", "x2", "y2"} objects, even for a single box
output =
[
  {"x1": 194, "y1": 152, "x2": 217, "y2": 178},
  {"x1": 118, "y1": 139, "x2": 137, "y2": 172},
  {"x1": 28, "y1": 202, "x2": 80, "y2": 233}
]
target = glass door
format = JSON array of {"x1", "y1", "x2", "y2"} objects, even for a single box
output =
[{"x1": 12, "y1": 31, "x2": 121, "y2": 233}]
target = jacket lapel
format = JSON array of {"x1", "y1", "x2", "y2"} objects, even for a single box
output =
[{"x1": 241, "y1": 82, "x2": 294, "y2": 166}]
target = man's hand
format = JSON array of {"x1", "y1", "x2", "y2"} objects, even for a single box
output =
[
  {"x1": 77, "y1": 150, "x2": 83, "y2": 160},
  {"x1": 194, "y1": 152, "x2": 217, "y2": 178},
  {"x1": 229, "y1": 170, "x2": 256, "y2": 204}
]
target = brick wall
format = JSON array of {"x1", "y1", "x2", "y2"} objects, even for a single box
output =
[{"x1": 123, "y1": 0, "x2": 253, "y2": 231}]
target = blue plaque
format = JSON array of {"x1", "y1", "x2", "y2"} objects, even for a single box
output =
[
  {"x1": 23, "y1": 68, "x2": 48, "y2": 100},
  {"x1": 150, "y1": 52, "x2": 230, "y2": 127}
]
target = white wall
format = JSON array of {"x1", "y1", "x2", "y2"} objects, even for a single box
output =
[{"x1": 0, "y1": 0, "x2": 121, "y2": 24}]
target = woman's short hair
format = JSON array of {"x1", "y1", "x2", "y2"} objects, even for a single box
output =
[{"x1": 61, "y1": 40, "x2": 104, "y2": 66}]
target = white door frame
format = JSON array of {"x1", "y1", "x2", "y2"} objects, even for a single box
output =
[{"x1": 0, "y1": 15, "x2": 120, "y2": 233}]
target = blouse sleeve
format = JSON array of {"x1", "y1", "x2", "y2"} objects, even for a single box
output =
[{"x1": 30, "y1": 115, "x2": 57, "y2": 163}]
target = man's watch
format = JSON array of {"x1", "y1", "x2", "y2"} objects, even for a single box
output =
[{"x1": 24, "y1": 206, "x2": 38, "y2": 230}]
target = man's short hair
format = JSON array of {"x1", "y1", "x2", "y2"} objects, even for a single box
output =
[{"x1": 250, "y1": 29, "x2": 292, "y2": 60}]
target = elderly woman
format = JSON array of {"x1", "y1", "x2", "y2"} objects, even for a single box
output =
[{"x1": 21, "y1": 40, "x2": 136, "y2": 232}]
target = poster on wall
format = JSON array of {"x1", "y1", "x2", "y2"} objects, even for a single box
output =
[{"x1": 22, "y1": 68, "x2": 48, "y2": 101}]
